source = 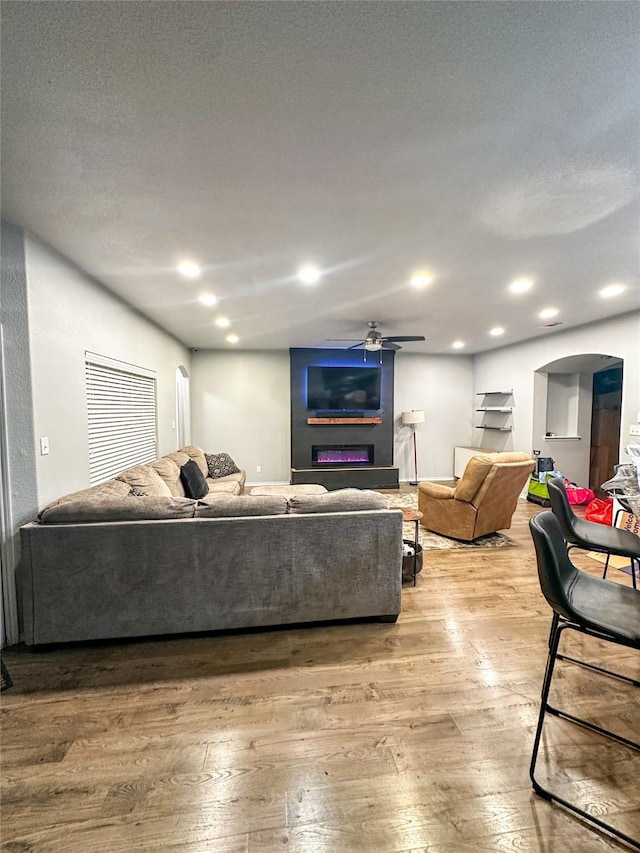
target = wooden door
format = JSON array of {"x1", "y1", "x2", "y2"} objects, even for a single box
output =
[{"x1": 589, "y1": 365, "x2": 622, "y2": 494}]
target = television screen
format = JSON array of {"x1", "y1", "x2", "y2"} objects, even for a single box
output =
[{"x1": 307, "y1": 366, "x2": 381, "y2": 410}]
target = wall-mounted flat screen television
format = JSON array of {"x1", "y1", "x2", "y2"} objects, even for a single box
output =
[{"x1": 306, "y1": 366, "x2": 381, "y2": 410}]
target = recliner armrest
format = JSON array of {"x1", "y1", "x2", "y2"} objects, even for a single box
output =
[{"x1": 418, "y1": 482, "x2": 455, "y2": 500}]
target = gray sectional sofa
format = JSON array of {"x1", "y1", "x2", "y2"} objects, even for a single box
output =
[{"x1": 19, "y1": 446, "x2": 403, "y2": 645}]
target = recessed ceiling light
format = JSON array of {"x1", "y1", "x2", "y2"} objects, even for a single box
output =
[
  {"x1": 226, "y1": 333, "x2": 239, "y2": 344},
  {"x1": 489, "y1": 326, "x2": 505, "y2": 337},
  {"x1": 599, "y1": 282, "x2": 626, "y2": 298},
  {"x1": 298, "y1": 264, "x2": 321, "y2": 285},
  {"x1": 539, "y1": 307, "x2": 559, "y2": 319},
  {"x1": 214, "y1": 316, "x2": 230, "y2": 328},
  {"x1": 410, "y1": 271, "x2": 434, "y2": 288},
  {"x1": 509, "y1": 278, "x2": 534, "y2": 294},
  {"x1": 452, "y1": 340, "x2": 465, "y2": 349},
  {"x1": 198, "y1": 293, "x2": 218, "y2": 307},
  {"x1": 177, "y1": 260, "x2": 201, "y2": 279}
]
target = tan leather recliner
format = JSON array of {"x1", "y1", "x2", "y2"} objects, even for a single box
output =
[{"x1": 418, "y1": 452, "x2": 535, "y2": 541}]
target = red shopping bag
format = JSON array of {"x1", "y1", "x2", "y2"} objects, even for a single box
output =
[
  {"x1": 564, "y1": 484, "x2": 596, "y2": 505},
  {"x1": 584, "y1": 497, "x2": 613, "y2": 525}
]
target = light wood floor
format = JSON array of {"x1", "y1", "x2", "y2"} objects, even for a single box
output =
[{"x1": 1, "y1": 491, "x2": 639, "y2": 852}]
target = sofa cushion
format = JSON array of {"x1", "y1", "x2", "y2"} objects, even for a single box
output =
[
  {"x1": 38, "y1": 495, "x2": 197, "y2": 524},
  {"x1": 160, "y1": 452, "x2": 190, "y2": 497},
  {"x1": 36, "y1": 479, "x2": 132, "y2": 520},
  {"x1": 117, "y1": 465, "x2": 172, "y2": 497},
  {"x1": 205, "y1": 452, "x2": 240, "y2": 479},
  {"x1": 179, "y1": 446, "x2": 208, "y2": 478},
  {"x1": 59, "y1": 479, "x2": 133, "y2": 503},
  {"x1": 195, "y1": 494, "x2": 287, "y2": 518},
  {"x1": 164, "y1": 451, "x2": 190, "y2": 468},
  {"x1": 151, "y1": 457, "x2": 183, "y2": 497},
  {"x1": 251, "y1": 485, "x2": 328, "y2": 497},
  {"x1": 288, "y1": 488, "x2": 390, "y2": 514},
  {"x1": 180, "y1": 460, "x2": 208, "y2": 500}
]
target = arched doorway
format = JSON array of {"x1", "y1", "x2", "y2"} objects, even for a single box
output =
[
  {"x1": 533, "y1": 353, "x2": 623, "y2": 491},
  {"x1": 175, "y1": 366, "x2": 191, "y2": 449}
]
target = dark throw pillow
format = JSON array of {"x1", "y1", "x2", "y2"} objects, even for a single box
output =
[
  {"x1": 205, "y1": 452, "x2": 240, "y2": 480},
  {"x1": 180, "y1": 460, "x2": 208, "y2": 499}
]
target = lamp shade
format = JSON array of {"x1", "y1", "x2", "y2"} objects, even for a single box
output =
[{"x1": 402, "y1": 410, "x2": 425, "y2": 425}]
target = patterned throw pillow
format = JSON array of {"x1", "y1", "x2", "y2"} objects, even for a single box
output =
[
  {"x1": 205, "y1": 452, "x2": 240, "y2": 480},
  {"x1": 129, "y1": 487, "x2": 148, "y2": 496}
]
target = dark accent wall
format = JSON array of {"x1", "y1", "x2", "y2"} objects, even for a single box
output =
[{"x1": 290, "y1": 348, "x2": 395, "y2": 471}]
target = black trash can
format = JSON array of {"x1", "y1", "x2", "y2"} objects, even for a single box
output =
[{"x1": 402, "y1": 538, "x2": 423, "y2": 580}]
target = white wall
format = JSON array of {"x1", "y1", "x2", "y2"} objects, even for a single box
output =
[
  {"x1": 190, "y1": 350, "x2": 290, "y2": 485},
  {"x1": 24, "y1": 233, "x2": 191, "y2": 506},
  {"x1": 474, "y1": 312, "x2": 640, "y2": 485},
  {"x1": 1, "y1": 225, "x2": 38, "y2": 528},
  {"x1": 1, "y1": 223, "x2": 38, "y2": 644},
  {"x1": 188, "y1": 350, "x2": 474, "y2": 484},
  {"x1": 394, "y1": 354, "x2": 474, "y2": 480}
]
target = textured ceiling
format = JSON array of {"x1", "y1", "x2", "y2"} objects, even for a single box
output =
[{"x1": 1, "y1": 1, "x2": 639, "y2": 353}]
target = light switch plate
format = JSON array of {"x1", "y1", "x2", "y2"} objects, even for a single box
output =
[
  {"x1": 40, "y1": 436, "x2": 50, "y2": 455},
  {"x1": 630, "y1": 424, "x2": 640, "y2": 436}
]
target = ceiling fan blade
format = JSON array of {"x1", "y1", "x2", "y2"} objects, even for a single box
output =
[
  {"x1": 382, "y1": 341, "x2": 401, "y2": 351},
  {"x1": 382, "y1": 335, "x2": 426, "y2": 342},
  {"x1": 326, "y1": 338, "x2": 365, "y2": 341},
  {"x1": 347, "y1": 342, "x2": 365, "y2": 349}
]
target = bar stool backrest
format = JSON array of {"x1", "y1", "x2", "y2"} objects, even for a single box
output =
[
  {"x1": 547, "y1": 476, "x2": 582, "y2": 545},
  {"x1": 529, "y1": 511, "x2": 582, "y2": 622}
]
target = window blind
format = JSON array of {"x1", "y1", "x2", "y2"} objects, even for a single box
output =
[{"x1": 85, "y1": 353, "x2": 158, "y2": 484}]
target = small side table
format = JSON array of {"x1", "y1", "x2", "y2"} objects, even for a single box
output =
[{"x1": 401, "y1": 507, "x2": 423, "y2": 586}]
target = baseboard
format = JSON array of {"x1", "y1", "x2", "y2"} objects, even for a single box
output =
[{"x1": 399, "y1": 476, "x2": 453, "y2": 483}]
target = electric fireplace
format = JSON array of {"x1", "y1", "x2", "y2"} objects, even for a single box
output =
[{"x1": 312, "y1": 444, "x2": 374, "y2": 467}]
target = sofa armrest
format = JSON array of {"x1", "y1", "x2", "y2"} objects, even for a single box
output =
[{"x1": 205, "y1": 470, "x2": 246, "y2": 495}]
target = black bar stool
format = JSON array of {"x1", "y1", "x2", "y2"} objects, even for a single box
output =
[
  {"x1": 529, "y1": 512, "x2": 640, "y2": 849},
  {"x1": 547, "y1": 476, "x2": 639, "y2": 589}
]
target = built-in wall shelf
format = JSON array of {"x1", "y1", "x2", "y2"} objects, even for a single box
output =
[
  {"x1": 475, "y1": 390, "x2": 514, "y2": 433},
  {"x1": 544, "y1": 435, "x2": 582, "y2": 441},
  {"x1": 307, "y1": 417, "x2": 382, "y2": 425}
]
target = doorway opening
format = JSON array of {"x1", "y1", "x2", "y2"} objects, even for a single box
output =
[
  {"x1": 589, "y1": 363, "x2": 623, "y2": 495},
  {"x1": 175, "y1": 366, "x2": 191, "y2": 449},
  {"x1": 532, "y1": 353, "x2": 623, "y2": 491}
]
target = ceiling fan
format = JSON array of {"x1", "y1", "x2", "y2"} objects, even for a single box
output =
[{"x1": 328, "y1": 321, "x2": 426, "y2": 352}]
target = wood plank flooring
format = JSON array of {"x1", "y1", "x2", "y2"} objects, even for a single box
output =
[{"x1": 2, "y1": 490, "x2": 639, "y2": 852}]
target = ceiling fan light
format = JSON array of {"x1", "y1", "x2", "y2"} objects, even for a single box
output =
[{"x1": 364, "y1": 341, "x2": 383, "y2": 351}]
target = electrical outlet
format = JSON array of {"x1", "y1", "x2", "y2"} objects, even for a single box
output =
[
  {"x1": 40, "y1": 436, "x2": 50, "y2": 455},
  {"x1": 256, "y1": 465, "x2": 262, "y2": 473},
  {"x1": 630, "y1": 424, "x2": 640, "y2": 436}
]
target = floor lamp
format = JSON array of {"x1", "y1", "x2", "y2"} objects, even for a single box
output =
[{"x1": 402, "y1": 410, "x2": 425, "y2": 486}]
